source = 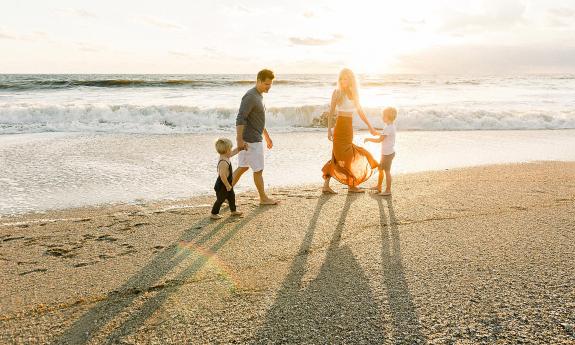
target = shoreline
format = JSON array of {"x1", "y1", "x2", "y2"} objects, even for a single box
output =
[
  {"x1": 1, "y1": 161, "x2": 574, "y2": 343},
  {"x1": 0, "y1": 159, "x2": 568, "y2": 220},
  {"x1": 2, "y1": 129, "x2": 575, "y2": 215}
]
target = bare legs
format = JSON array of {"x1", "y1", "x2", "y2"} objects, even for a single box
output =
[
  {"x1": 382, "y1": 168, "x2": 392, "y2": 194},
  {"x1": 233, "y1": 167, "x2": 277, "y2": 205},
  {"x1": 232, "y1": 167, "x2": 249, "y2": 187},
  {"x1": 373, "y1": 168, "x2": 392, "y2": 195},
  {"x1": 322, "y1": 177, "x2": 337, "y2": 194},
  {"x1": 322, "y1": 176, "x2": 365, "y2": 194}
]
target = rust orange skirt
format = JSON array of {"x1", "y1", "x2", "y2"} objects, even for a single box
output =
[{"x1": 322, "y1": 116, "x2": 378, "y2": 187}]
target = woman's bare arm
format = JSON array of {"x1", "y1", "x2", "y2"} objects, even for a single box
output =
[
  {"x1": 356, "y1": 104, "x2": 378, "y2": 136},
  {"x1": 327, "y1": 90, "x2": 338, "y2": 140}
]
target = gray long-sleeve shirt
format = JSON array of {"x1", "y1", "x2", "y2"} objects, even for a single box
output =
[{"x1": 236, "y1": 87, "x2": 265, "y2": 143}]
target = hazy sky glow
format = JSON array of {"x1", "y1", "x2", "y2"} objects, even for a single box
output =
[{"x1": 1, "y1": 0, "x2": 574, "y2": 74}]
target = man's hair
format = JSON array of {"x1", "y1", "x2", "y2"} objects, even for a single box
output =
[
  {"x1": 215, "y1": 138, "x2": 233, "y2": 154},
  {"x1": 257, "y1": 69, "x2": 275, "y2": 82},
  {"x1": 383, "y1": 107, "x2": 397, "y2": 122}
]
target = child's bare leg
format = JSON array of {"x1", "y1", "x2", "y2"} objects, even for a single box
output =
[
  {"x1": 384, "y1": 169, "x2": 392, "y2": 193},
  {"x1": 369, "y1": 168, "x2": 384, "y2": 191},
  {"x1": 377, "y1": 168, "x2": 384, "y2": 192}
]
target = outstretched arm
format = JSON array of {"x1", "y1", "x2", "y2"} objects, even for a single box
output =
[
  {"x1": 356, "y1": 104, "x2": 378, "y2": 136},
  {"x1": 229, "y1": 146, "x2": 244, "y2": 157},
  {"x1": 364, "y1": 135, "x2": 386, "y2": 143}
]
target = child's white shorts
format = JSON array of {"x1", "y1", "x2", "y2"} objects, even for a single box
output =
[{"x1": 238, "y1": 141, "x2": 264, "y2": 172}]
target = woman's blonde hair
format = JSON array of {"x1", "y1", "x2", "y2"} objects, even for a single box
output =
[
  {"x1": 336, "y1": 68, "x2": 360, "y2": 107},
  {"x1": 215, "y1": 138, "x2": 233, "y2": 154}
]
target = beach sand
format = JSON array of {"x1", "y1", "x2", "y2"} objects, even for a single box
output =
[{"x1": 1, "y1": 162, "x2": 574, "y2": 344}]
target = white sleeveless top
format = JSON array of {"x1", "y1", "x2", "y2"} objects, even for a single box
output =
[{"x1": 336, "y1": 92, "x2": 355, "y2": 113}]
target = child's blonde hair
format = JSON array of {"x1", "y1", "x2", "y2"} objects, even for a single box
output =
[
  {"x1": 383, "y1": 107, "x2": 397, "y2": 122},
  {"x1": 215, "y1": 138, "x2": 233, "y2": 154}
]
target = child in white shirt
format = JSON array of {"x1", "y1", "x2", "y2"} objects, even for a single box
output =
[{"x1": 364, "y1": 107, "x2": 397, "y2": 196}]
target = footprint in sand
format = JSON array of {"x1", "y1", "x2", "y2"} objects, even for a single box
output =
[
  {"x1": 73, "y1": 261, "x2": 98, "y2": 268},
  {"x1": 3, "y1": 236, "x2": 25, "y2": 242},
  {"x1": 96, "y1": 235, "x2": 117, "y2": 242},
  {"x1": 45, "y1": 247, "x2": 77, "y2": 258},
  {"x1": 510, "y1": 206, "x2": 528, "y2": 211},
  {"x1": 19, "y1": 268, "x2": 47, "y2": 276}
]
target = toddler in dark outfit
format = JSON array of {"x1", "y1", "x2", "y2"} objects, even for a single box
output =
[{"x1": 211, "y1": 138, "x2": 244, "y2": 219}]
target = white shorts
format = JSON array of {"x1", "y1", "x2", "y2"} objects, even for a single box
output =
[{"x1": 238, "y1": 141, "x2": 264, "y2": 172}]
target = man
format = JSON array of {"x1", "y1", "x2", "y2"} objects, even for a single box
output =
[{"x1": 232, "y1": 69, "x2": 278, "y2": 205}]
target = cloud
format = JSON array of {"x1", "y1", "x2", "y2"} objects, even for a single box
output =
[
  {"x1": 546, "y1": 7, "x2": 575, "y2": 27},
  {"x1": 289, "y1": 34, "x2": 343, "y2": 46},
  {"x1": 135, "y1": 16, "x2": 186, "y2": 30},
  {"x1": 396, "y1": 44, "x2": 575, "y2": 74},
  {"x1": 548, "y1": 7, "x2": 575, "y2": 18},
  {"x1": 56, "y1": 8, "x2": 98, "y2": 18},
  {"x1": 439, "y1": 1, "x2": 526, "y2": 34},
  {"x1": 0, "y1": 30, "x2": 17, "y2": 40},
  {"x1": 272, "y1": 58, "x2": 346, "y2": 73},
  {"x1": 76, "y1": 42, "x2": 104, "y2": 52},
  {"x1": 0, "y1": 29, "x2": 49, "y2": 42},
  {"x1": 169, "y1": 51, "x2": 194, "y2": 58},
  {"x1": 401, "y1": 18, "x2": 426, "y2": 32},
  {"x1": 220, "y1": 3, "x2": 258, "y2": 16}
]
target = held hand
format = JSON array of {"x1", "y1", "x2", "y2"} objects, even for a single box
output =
[
  {"x1": 327, "y1": 129, "x2": 333, "y2": 141},
  {"x1": 363, "y1": 138, "x2": 368, "y2": 143},
  {"x1": 237, "y1": 139, "x2": 247, "y2": 151},
  {"x1": 225, "y1": 184, "x2": 232, "y2": 192},
  {"x1": 265, "y1": 137, "x2": 273, "y2": 149},
  {"x1": 369, "y1": 127, "x2": 379, "y2": 136}
]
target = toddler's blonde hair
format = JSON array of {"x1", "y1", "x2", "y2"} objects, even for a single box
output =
[
  {"x1": 215, "y1": 138, "x2": 233, "y2": 154},
  {"x1": 383, "y1": 107, "x2": 397, "y2": 122}
]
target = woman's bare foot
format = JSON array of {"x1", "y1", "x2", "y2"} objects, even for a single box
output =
[
  {"x1": 231, "y1": 211, "x2": 243, "y2": 217},
  {"x1": 348, "y1": 186, "x2": 365, "y2": 193},
  {"x1": 210, "y1": 214, "x2": 222, "y2": 220},
  {"x1": 368, "y1": 186, "x2": 382, "y2": 192},
  {"x1": 378, "y1": 191, "x2": 392, "y2": 196},
  {"x1": 260, "y1": 198, "x2": 279, "y2": 205},
  {"x1": 322, "y1": 187, "x2": 337, "y2": 194}
]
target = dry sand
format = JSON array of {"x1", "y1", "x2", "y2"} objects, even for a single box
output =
[{"x1": 1, "y1": 162, "x2": 574, "y2": 344}]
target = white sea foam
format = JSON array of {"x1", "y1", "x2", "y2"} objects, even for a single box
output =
[
  {"x1": 1, "y1": 74, "x2": 575, "y2": 134},
  {"x1": 1, "y1": 103, "x2": 574, "y2": 134}
]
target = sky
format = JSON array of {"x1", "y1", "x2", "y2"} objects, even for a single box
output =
[{"x1": 1, "y1": 0, "x2": 574, "y2": 74}]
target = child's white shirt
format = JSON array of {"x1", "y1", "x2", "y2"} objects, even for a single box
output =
[{"x1": 380, "y1": 123, "x2": 396, "y2": 156}]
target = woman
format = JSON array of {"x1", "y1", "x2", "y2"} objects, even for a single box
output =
[{"x1": 322, "y1": 68, "x2": 379, "y2": 193}]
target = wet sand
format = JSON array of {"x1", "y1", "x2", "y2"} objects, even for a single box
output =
[{"x1": 1, "y1": 162, "x2": 574, "y2": 344}]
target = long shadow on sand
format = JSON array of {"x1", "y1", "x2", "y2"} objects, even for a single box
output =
[
  {"x1": 252, "y1": 194, "x2": 386, "y2": 344},
  {"x1": 375, "y1": 196, "x2": 427, "y2": 344},
  {"x1": 54, "y1": 206, "x2": 269, "y2": 345}
]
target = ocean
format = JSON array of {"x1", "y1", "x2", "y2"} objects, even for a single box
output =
[{"x1": 1, "y1": 74, "x2": 575, "y2": 214}]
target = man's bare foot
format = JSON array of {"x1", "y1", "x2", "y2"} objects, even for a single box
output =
[
  {"x1": 348, "y1": 186, "x2": 365, "y2": 193},
  {"x1": 231, "y1": 211, "x2": 243, "y2": 217},
  {"x1": 210, "y1": 214, "x2": 222, "y2": 220},
  {"x1": 260, "y1": 198, "x2": 279, "y2": 205},
  {"x1": 322, "y1": 187, "x2": 337, "y2": 194},
  {"x1": 378, "y1": 191, "x2": 392, "y2": 196}
]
